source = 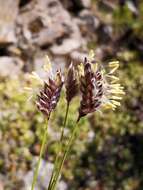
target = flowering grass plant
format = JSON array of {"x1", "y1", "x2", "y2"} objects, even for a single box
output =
[{"x1": 25, "y1": 50, "x2": 124, "y2": 190}]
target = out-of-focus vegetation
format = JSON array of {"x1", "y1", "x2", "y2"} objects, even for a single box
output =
[
  {"x1": 0, "y1": 62, "x2": 143, "y2": 189},
  {"x1": 0, "y1": 0, "x2": 143, "y2": 189}
]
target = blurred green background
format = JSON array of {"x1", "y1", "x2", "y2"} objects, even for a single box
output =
[{"x1": 0, "y1": 0, "x2": 143, "y2": 189}]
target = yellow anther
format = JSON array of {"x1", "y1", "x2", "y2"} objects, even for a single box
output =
[
  {"x1": 91, "y1": 63, "x2": 98, "y2": 73},
  {"x1": 103, "y1": 102, "x2": 116, "y2": 110},
  {"x1": 109, "y1": 61, "x2": 119, "y2": 67},
  {"x1": 107, "y1": 75, "x2": 119, "y2": 83},
  {"x1": 23, "y1": 87, "x2": 33, "y2": 91},
  {"x1": 43, "y1": 55, "x2": 52, "y2": 72},
  {"x1": 29, "y1": 72, "x2": 43, "y2": 84},
  {"x1": 88, "y1": 49, "x2": 95, "y2": 61},
  {"x1": 111, "y1": 100, "x2": 121, "y2": 106},
  {"x1": 109, "y1": 89, "x2": 125, "y2": 94},
  {"x1": 108, "y1": 61, "x2": 119, "y2": 74},
  {"x1": 110, "y1": 83, "x2": 121, "y2": 87},
  {"x1": 55, "y1": 71, "x2": 63, "y2": 85},
  {"x1": 111, "y1": 96, "x2": 122, "y2": 100},
  {"x1": 101, "y1": 67, "x2": 106, "y2": 75},
  {"x1": 78, "y1": 64, "x2": 84, "y2": 76}
]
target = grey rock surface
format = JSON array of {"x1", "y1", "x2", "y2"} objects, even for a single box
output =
[
  {"x1": 60, "y1": 0, "x2": 91, "y2": 9},
  {"x1": 78, "y1": 0, "x2": 91, "y2": 8},
  {"x1": 0, "y1": 0, "x2": 19, "y2": 44},
  {"x1": 0, "y1": 57, "x2": 23, "y2": 77},
  {"x1": 24, "y1": 158, "x2": 67, "y2": 190},
  {"x1": 17, "y1": 0, "x2": 82, "y2": 50}
]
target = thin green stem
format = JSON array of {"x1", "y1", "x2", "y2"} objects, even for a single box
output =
[
  {"x1": 48, "y1": 103, "x2": 70, "y2": 189},
  {"x1": 60, "y1": 103, "x2": 69, "y2": 142},
  {"x1": 31, "y1": 119, "x2": 49, "y2": 190},
  {"x1": 50, "y1": 121, "x2": 79, "y2": 190}
]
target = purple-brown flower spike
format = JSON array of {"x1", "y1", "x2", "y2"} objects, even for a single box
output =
[
  {"x1": 66, "y1": 63, "x2": 78, "y2": 104},
  {"x1": 36, "y1": 70, "x2": 64, "y2": 119},
  {"x1": 24, "y1": 55, "x2": 64, "y2": 119},
  {"x1": 77, "y1": 57, "x2": 97, "y2": 121},
  {"x1": 77, "y1": 50, "x2": 124, "y2": 122}
]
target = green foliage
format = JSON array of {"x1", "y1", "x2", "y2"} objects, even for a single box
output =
[
  {"x1": 70, "y1": 61, "x2": 143, "y2": 190},
  {"x1": 0, "y1": 75, "x2": 89, "y2": 188},
  {"x1": 113, "y1": 3, "x2": 143, "y2": 38},
  {"x1": 0, "y1": 57, "x2": 143, "y2": 189}
]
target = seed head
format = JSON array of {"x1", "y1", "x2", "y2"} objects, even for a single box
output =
[
  {"x1": 78, "y1": 51, "x2": 124, "y2": 122},
  {"x1": 24, "y1": 55, "x2": 64, "y2": 119},
  {"x1": 65, "y1": 63, "x2": 78, "y2": 104},
  {"x1": 36, "y1": 71, "x2": 63, "y2": 119},
  {"x1": 78, "y1": 57, "x2": 98, "y2": 121}
]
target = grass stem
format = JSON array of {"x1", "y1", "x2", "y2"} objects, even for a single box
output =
[
  {"x1": 31, "y1": 119, "x2": 49, "y2": 190},
  {"x1": 50, "y1": 121, "x2": 79, "y2": 190},
  {"x1": 47, "y1": 103, "x2": 70, "y2": 189}
]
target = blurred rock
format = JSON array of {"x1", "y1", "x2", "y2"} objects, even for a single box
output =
[
  {"x1": 7, "y1": 46, "x2": 22, "y2": 56},
  {"x1": 0, "y1": 57, "x2": 23, "y2": 77},
  {"x1": 23, "y1": 158, "x2": 67, "y2": 190},
  {"x1": 0, "y1": 180, "x2": 4, "y2": 190},
  {"x1": 99, "y1": 0, "x2": 117, "y2": 10},
  {"x1": 50, "y1": 18, "x2": 82, "y2": 55},
  {"x1": 78, "y1": 10, "x2": 100, "y2": 38},
  {"x1": 0, "y1": 0, "x2": 19, "y2": 44},
  {"x1": 79, "y1": 10, "x2": 100, "y2": 29},
  {"x1": 77, "y1": 0, "x2": 91, "y2": 8},
  {"x1": 17, "y1": 0, "x2": 67, "y2": 46},
  {"x1": 17, "y1": 0, "x2": 82, "y2": 52},
  {"x1": 52, "y1": 56, "x2": 66, "y2": 71},
  {"x1": 61, "y1": 0, "x2": 91, "y2": 10},
  {"x1": 19, "y1": 0, "x2": 33, "y2": 8},
  {"x1": 34, "y1": 54, "x2": 66, "y2": 79},
  {"x1": 58, "y1": 180, "x2": 67, "y2": 190},
  {"x1": 127, "y1": 0, "x2": 139, "y2": 16},
  {"x1": 88, "y1": 130, "x2": 95, "y2": 142},
  {"x1": 101, "y1": 0, "x2": 139, "y2": 16},
  {"x1": 70, "y1": 51, "x2": 87, "y2": 63},
  {"x1": 50, "y1": 34, "x2": 82, "y2": 55}
]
